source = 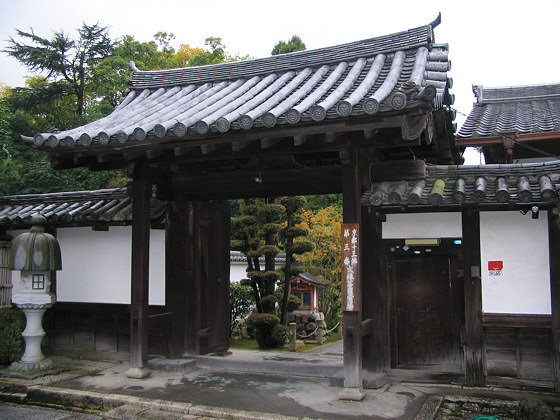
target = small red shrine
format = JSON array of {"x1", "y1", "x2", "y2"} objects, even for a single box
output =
[{"x1": 287, "y1": 273, "x2": 328, "y2": 312}]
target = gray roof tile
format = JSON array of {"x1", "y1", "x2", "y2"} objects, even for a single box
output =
[
  {"x1": 27, "y1": 20, "x2": 452, "y2": 150},
  {"x1": 0, "y1": 189, "x2": 166, "y2": 228},
  {"x1": 363, "y1": 160, "x2": 560, "y2": 208},
  {"x1": 458, "y1": 84, "x2": 560, "y2": 138}
]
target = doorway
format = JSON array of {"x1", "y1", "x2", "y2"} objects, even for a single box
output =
[{"x1": 389, "y1": 251, "x2": 463, "y2": 368}]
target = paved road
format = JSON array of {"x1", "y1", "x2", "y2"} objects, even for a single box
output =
[{"x1": 0, "y1": 402, "x2": 102, "y2": 419}]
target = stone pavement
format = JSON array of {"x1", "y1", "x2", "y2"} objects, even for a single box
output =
[{"x1": 0, "y1": 340, "x2": 559, "y2": 419}]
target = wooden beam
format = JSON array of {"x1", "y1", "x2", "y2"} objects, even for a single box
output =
[
  {"x1": 456, "y1": 131, "x2": 560, "y2": 147},
  {"x1": 126, "y1": 164, "x2": 152, "y2": 378},
  {"x1": 173, "y1": 166, "x2": 344, "y2": 199},
  {"x1": 461, "y1": 210, "x2": 485, "y2": 386}
]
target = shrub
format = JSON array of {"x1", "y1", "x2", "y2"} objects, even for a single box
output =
[
  {"x1": 247, "y1": 313, "x2": 286, "y2": 348},
  {"x1": 230, "y1": 283, "x2": 254, "y2": 337},
  {"x1": 0, "y1": 307, "x2": 25, "y2": 365}
]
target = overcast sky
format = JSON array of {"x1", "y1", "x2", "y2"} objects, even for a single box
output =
[{"x1": 1, "y1": 0, "x2": 558, "y2": 151}]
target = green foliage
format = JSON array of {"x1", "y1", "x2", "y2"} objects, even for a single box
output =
[
  {"x1": 260, "y1": 294, "x2": 278, "y2": 309},
  {"x1": 247, "y1": 313, "x2": 286, "y2": 349},
  {"x1": 287, "y1": 294, "x2": 302, "y2": 313},
  {"x1": 291, "y1": 240, "x2": 314, "y2": 255},
  {"x1": 0, "y1": 307, "x2": 25, "y2": 365},
  {"x1": 229, "y1": 283, "x2": 254, "y2": 337},
  {"x1": 4, "y1": 23, "x2": 114, "y2": 116},
  {"x1": 271, "y1": 35, "x2": 306, "y2": 55}
]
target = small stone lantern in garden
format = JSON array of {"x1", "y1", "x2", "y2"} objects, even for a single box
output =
[{"x1": 9, "y1": 214, "x2": 61, "y2": 372}]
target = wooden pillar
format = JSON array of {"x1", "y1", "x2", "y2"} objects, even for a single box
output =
[
  {"x1": 340, "y1": 145, "x2": 364, "y2": 400},
  {"x1": 126, "y1": 164, "x2": 152, "y2": 378},
  {"x1": 548, "y1": 210, "x2": 560, "y2": 391},
  {"x1": 0, "y1": 235, "x2": 12, "y2": 307},
  {"x1": 165, "y1": 198, "x2": 188, "y2": 358},
  {"x1": 361, "y1": 210, "x2": 388, "y2": 373},
  {"x1": 461, "y1": 210, "x2": 485, "y2": 386}
]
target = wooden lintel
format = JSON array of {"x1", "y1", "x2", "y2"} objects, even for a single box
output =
[{"x1": 172, "y1": 165, "x2": 343, "y2": 199}]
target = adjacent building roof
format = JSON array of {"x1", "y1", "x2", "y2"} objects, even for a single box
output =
[
  {"x1": 24, "y1": 16, "x2": 455, "y2": 172},
  {"x1": 362, "y1": 160, "x2": 560, "y2": 209},
  {"x1": 458, "y1": 84, "x2": 560, "y2": 138},
  {"x1": 0, "y1": 188, "x2": 166, "y2": 229},
  {"x1": 456, "y1": 84, "x2": 560, "y2": 163}
]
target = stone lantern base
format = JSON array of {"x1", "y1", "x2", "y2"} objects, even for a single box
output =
[
  {"x1": 9, "y1": 359, "x2": 53, "y2": 372},
  {"x1": 9, "y1": 299, "x2": 54, "y2": 372}
]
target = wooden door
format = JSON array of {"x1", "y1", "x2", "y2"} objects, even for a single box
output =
[
  {"x1": 391, "y1": 254, "x2": 462, "y2": 367},
  {"x1": 165, "y1": 199, "x2": 230, "y2": 357}
]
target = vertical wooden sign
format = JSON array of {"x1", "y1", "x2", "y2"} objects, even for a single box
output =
[{"x1": 341, "y1": 223, "x2": 360, "y2": 312}]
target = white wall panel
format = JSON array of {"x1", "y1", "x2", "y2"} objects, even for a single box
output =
[
  {"x1": 383, "y1": 212, "x2": 462, "y2": 239},
  {"x1": 480, "y1": 211, "x2": 551, "y2": 314},
  {"x1": 55, "y1": 226, "x2": 165, "y2": 305}
]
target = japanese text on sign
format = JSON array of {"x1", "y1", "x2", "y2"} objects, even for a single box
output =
[{"x1": 341, "y1": 223, "x2": 359, "y2": 311}]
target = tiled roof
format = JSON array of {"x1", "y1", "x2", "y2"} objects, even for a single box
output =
[
  {"x1": 362, "y1": 160, "x2": 560, "y2": 208},
  {"x1": 27, "y1": 18, "x2": 452, "y2": 150},
  {"x1": 0, "y1": 188, "x2": 166, "y2": 229},
  {"x1": 457, "y1": 84, "x2": 560, "y2": 138},
  {"x1": 230, "y1": 250, "x2": 286, "y2": 265},
  {"x1": 297, "y1": 273, "x2": 329, "y2": 287}
]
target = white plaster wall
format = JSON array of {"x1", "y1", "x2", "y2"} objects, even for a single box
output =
[
  {"x1": 382, "y1": 212, "x2": 462, "y2": 239},
  {"x1": 480, "y1": 211, "x2": 551, "y2": 314},
  {"x1": 55, "y1": 226, "x2": 165, "y2": 305},
  {"x1": 230, "y1": 263, "x2": 248, "y2": 283}
]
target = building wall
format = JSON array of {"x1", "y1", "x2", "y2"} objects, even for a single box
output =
[
  {"x1": 383, "y1": 212, "x2": 462, "y2": 239},
  {"x1": 11, "y1": 227, "x2": 166, "y2": 305},
  {"x1": 480, "y1": 211, "x2": 551, "y2": 315},
  {"x1": 230, "y1": 263, "x2": 247, "y2": 283}
]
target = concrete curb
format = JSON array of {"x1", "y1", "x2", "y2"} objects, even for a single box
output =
[{"x1": 1, "y1": 383, "x2": 306, "y2": 420}]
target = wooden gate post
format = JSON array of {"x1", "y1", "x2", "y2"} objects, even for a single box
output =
[
  {"x1": 461, "y1": 210, "x2": 485, "y2": 386},
  {"x1": 126, "y1": 164, "x2": 152, "y2": 379},
  {"x1": 548, "y1": 210, "x2": 560, "y2": 392},
  {"x1": 339, "y1": 145, "x2": 365, "y2": 400}
]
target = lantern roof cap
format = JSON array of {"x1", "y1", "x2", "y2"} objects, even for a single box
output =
[{"x1": 9, "y1": 213, "x2": 62, "y2": 271}]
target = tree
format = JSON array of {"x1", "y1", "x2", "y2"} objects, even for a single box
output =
[
  {"x1": 271, "y1": 35, "x2": 306, "y2": 55},
  {"x1": 232, "y1": 199, "x2": 283, "y2": 315},
  {"x1": 91, "y1": 34, "x2": 179, "y2": 109},
  {"x1": 296, "y1": 206, "x2": 343, "y2": 323},
  {"x1": 4, "y1": 22, "x2": 114, "y2": 117},
  {"x1": 279, "y1": 196, "x2": 313, "y2": 325}
]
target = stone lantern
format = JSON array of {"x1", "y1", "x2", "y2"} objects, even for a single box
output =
[{"x1": 8, "y1": 214, "x2": 61, "y2": 372}]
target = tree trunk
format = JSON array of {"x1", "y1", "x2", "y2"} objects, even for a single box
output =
[{"x1": 281, "y1": 212, "x2": 294, "y2": 325}]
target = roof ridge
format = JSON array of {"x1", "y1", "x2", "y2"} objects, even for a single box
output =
[
  {"x1": 0, "y1": 188, "x2": 128, "y2": 204},
  {"x1": 128, "y1": 22, "x2": 436, "y2": 89}
]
